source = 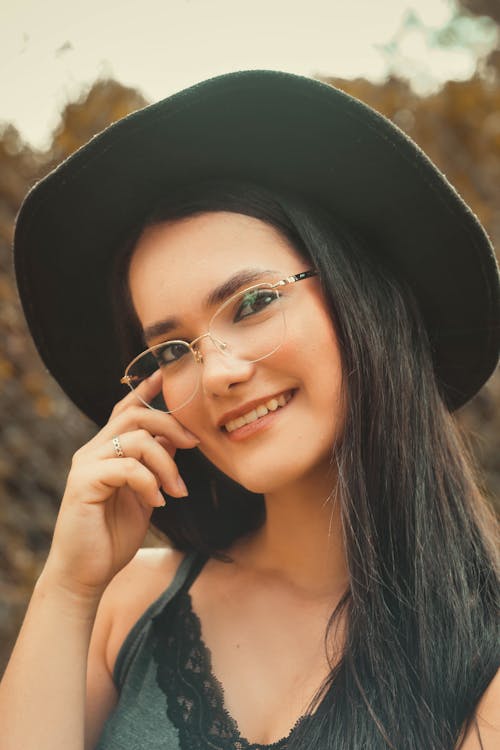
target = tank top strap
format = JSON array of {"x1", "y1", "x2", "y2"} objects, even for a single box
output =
[
  {"x1": 172, "y1": 549, "x2": 209, "y2": 599},
  {"x1": 113, "y1": 549, "x2": 208, "y2": 689},
  {"x1": 150, "y1": 549, "x2": 208, "y2": 617}
]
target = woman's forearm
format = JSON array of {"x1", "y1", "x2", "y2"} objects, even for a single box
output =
[{"x1": 0, "y1": 569, "x2": 102, "y2": 750}]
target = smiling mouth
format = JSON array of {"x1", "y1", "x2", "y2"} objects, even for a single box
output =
[{"x1": 222, "y1": 390, "x2": 294, "y2": 433}]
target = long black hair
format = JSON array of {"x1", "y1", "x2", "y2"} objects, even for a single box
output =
[{"x1": 111, "y1": 180, "x2": 499, "y2": 749}]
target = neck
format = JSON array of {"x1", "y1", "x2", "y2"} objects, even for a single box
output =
[{"x1": 232, "y1": 464, "x2": 349, "y2": 600}]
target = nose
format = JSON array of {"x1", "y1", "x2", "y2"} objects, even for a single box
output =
[{"x1": 196, "y1": 335, "x2": 255, "y2": 397}]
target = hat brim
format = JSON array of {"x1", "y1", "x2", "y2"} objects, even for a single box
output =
[{"x1": 14, "y1": 69, "x2": 500, "y2": 430}]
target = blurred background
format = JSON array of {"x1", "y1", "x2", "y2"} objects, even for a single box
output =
[{"x1": 1, "y1": 0, "x2": 499, "y2": 673}]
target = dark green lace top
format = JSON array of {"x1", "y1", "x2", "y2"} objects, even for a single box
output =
[{"x1": 94, "y1": 551, "x2": 309, "y2": 750}]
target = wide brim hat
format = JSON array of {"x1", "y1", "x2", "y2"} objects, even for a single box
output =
[{"x1": 14, "y1": 69, "x2": 500, "y2": 431}]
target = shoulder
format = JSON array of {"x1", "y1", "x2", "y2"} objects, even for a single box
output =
[
  {"x1": 85, "y1": 546, "x2": 185, "y2": 749},
  {"x1": 105, "y1": 546, "x2": 185, "y2": 670},
  {"x1": 460, "y1": 668, "x2": 500, "y2": 749},
  {"x1": 104, "y1": 545, "x2": 185, "y2": 605},
  {"x1": 94, "y1": 545, "x2": 186, "y2": 675}
]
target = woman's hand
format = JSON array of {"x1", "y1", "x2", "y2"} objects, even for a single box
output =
[{"x1": 43, "y1": 370, "x2": 199, "y2": 597}]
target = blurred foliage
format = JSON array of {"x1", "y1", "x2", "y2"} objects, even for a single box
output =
[
  {"x1": 456, "y1": 0, "x2": 500, "y2": 78},
  {"x1": 1, "y1": 48, "x2": 499, "y2": 671},
  {"x1": 459, "y1": 0, "x2": 500, "y2": 25},
  {"x1": 49, "y1": 80, "x2": 148, "y2": 163},
  {"x1": 378, "y1": 0, "x2": 500, "y2": 92},
  {"x1": 0, "y1": 80, "x2": 151, "y2": 672}
]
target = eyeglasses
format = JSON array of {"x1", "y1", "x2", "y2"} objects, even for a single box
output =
[{"x1": 121, "y1": 269, "x2": 317, "y2": 413}]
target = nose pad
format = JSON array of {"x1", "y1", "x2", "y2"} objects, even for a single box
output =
[
  {"x1": 211, "y1": 333, "x2": 229, "y2": 353},
  {"x1": 196, "y1": 334, "x2": 255, "y2": 395},
  {"x1": 191, "y1": 332, "x2": 228, "y2": 363}
]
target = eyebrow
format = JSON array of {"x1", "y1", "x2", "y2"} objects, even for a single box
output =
[{"x1": 142, "y1": 267, "x2": 279, "y2": 343}]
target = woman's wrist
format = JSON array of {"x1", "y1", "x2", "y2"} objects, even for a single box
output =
[{"x1": 35, "y1": 564, "x2": 105, "y2": 620}]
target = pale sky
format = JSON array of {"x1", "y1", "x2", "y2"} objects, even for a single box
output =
[{"x1": 0, "y1": 0, "x2": 494, "y2": 150}]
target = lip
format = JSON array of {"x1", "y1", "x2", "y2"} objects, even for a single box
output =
[
  {"x1": 216, "y1": 389, "x2": 295, "y2": 429},
  {"x1": 223, "y1": 390, "x2": 296, "y2": 441}
]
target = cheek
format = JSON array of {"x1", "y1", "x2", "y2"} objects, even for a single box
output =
[
  {"x1": 283, "y1": 307, "x2": 344, "y2": 393},
  {"x1": 289, "y1": 314, "x2": 346, "y2": 445},
  {"x1": 172, "y1": 308, "x2": 346, "y2": 491}
]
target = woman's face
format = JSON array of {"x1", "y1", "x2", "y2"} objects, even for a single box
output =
[{"x1": 128, "y1": 211, "x2": 344, "y2": 494}]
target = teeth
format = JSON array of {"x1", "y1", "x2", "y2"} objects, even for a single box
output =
[{"x1": 224, "y1": 391, "x2": 293, "y2": 432}]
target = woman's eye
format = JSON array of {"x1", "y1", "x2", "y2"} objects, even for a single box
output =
[
  {"x1": 154, "y1": 342, "x2": 189, "y2": 366},
  {"x1": 234, "y1": 290, "x2": 277, "y2": 322}
]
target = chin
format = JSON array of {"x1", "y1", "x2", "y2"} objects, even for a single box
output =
[
  {"x1": 214, "y1": 449, "x2": 334, "y2": 496},
  {"x1": 198, "y1": 404, "x2": 343, "y2": 496}
]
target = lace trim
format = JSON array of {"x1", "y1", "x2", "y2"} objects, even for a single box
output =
[{"x1": 153, "y1": 589, "x2": 309, "y2": 750}]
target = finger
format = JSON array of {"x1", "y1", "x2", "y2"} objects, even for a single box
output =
[
  {"x1": 154, "y1": 435, "x2": 176, "y2": 458},
  {"x1": 101, "y1": 405, "x2": 200, "y2": 448},
  {"x1": 82, "y1": 457, "x2": 167, "y2": 509},
  {"x1": 96, "y1": 429, "x2": 188, "y2": 497},
  {"x1": 111, "y1": 371, "x2": 200, "y2": 443},
  {"x1": 111, "y1": 369, "x2": 163, "y2": 419}
]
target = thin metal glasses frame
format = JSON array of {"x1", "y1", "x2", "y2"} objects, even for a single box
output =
[
  {"x1": 121, "y1": 269, "x2": 317, "y2": 384},
  {"x1": 120, "y1": 269, "x2": 317, "y2": 411}
]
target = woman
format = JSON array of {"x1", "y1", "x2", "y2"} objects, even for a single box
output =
[{"x1": 1, "y1": 70, "x2": 499, "y2": 749}]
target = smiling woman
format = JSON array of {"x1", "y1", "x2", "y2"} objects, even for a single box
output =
[
  {"x1": 1, "y1": 71, "x2": 499, "y2": 750},
  {"x1": 120, "y1": 206, "x2": 344, "y2": 499}
]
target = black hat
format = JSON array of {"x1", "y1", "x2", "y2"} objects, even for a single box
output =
[{"x1": 14, "y1": 69, "x2": 500, "y2": 432}]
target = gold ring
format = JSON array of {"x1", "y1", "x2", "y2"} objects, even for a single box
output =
[{"x1": 112, "y1": 435, "x2": 125, "y2": 458}]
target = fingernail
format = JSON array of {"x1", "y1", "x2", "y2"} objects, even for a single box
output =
[
  {"x1": 176, "y1": 477, "x2": 188, "y2": 497},
  {"x1": 156, "y1": 490, "x2": 166, "y2": 507}
]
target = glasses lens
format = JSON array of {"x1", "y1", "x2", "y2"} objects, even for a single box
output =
[
  {"x1": 124, "y1": 286, "x2": 286, "y2": 411},
  {"x1": 125, "y1": 341, "x2": 199, "y2": 413},
  {"x1": 210, "y1": 286, "x2": 285, "y2": 361}
]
